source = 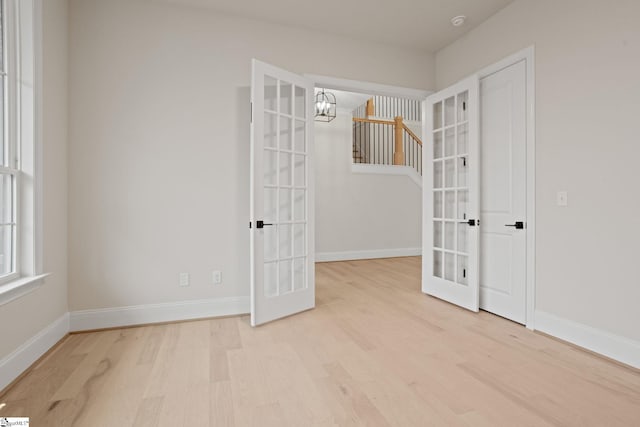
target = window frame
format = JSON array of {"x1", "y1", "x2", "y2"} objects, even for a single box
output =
[
  {"x1": 0, "y1": 0, "x2": 20, "y2": 286},
  {"x1": 0, "y1": 0, "x2": 47, "y2": 302}
]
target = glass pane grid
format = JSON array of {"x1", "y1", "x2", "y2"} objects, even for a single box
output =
[
  {"x1": 0, "y1": 1, "x2": 3, "y2": 72},
  {"x1": 0, "y1": 224, "x2": 14, "y2": 277},
  {"x1": 0, "y1": 76, "x2": 5, "y2": 168},
  {"x1": 264, "y1": 184, "x2": 307, "y2": 190},
  {"x1": 293, "y1": 257, "x2": 306, "y2": 291},
  {"x1": 0, "y1": 173, "x2": 14, "y2": 224},
  {"x1": 294, "y1": 119, "x2": 307, "y2": 154},
  {"x1": 0, "y1": 172, "x2": 15, "y2": 277},
  {"x1": 264, "y1": 262, "x2": 277, "y2": 297},
  {"x1": 294, "y1": 86, "x2": 306, "y2": 119},
  {"x1": 280, "y1": 82, "x2": 292, "y2": 116},
  {"x1": 439, "y1": 247, "x2": 468, "y2": 256},
  {"x1": 263, "y1": 78, "x2": 308, "y2": 298},
  {"x1": 275, "y1": 79, "x2": 283, "y2": 297},
  {"x1": 433, "y1": 101, "x2": 443, "y2": 131},
  {"x1": 435, "y1": 154, "x2": 465, "y2": 161},
  {"x1": 272, "y1": 255, "x2": 307, "y2": 261},
  {"x1": 432, "y1": 91, "x2": 470, "y2": 286},
  {"x1": 280, "y1": 259, "x2": 293, "y2": 294}
]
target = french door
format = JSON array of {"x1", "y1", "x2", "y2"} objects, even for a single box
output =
[
  {"x1": 250, "y1": 59, "x2": 315, "y2": 326},
  {"x1": 422, "y1": 76, "x2": 480, "y2": 311}
]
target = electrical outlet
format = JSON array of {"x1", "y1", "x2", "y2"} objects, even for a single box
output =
[
  {"x1": 212, "y1": 270, "x2": 222, "y2": 285},
  {"x1": 179, "y1": 273, "x2": 190, "y2": 287},
  {"x1": 557, "y1": 191, "x2": 568, "y2": 207}
]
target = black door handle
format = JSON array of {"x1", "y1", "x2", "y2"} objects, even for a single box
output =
[
  {"x1": 505, "y1": 221, "x2": 525, "y2": 229},
  {"x1": 256, "y1": 220, "x2": 273, "y2": 229}
]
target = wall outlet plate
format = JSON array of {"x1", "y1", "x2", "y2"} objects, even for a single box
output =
[
  {"x1": 557, "y1": 191, "x2": 568, "y2": 207},
  {"x1": 179, "y1": 273, "x2": 190, "y2": 287},
  {"x1": 212, "y1": 270, "x2": 222, "y2": 285}
]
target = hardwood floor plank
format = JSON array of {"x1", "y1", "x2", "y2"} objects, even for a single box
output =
[
  {"x1": 49, "y1": 330, "x2": 121, "y2": 401},
  {"x1": 210, "y1": 381, "x2": 235, "y2": 427},
  {"x1": 137, "y1": 325, "x2": 166, "y2": 366},
  {"x1": 133, "y1": 396, "x2": 164, "y2": 427}
]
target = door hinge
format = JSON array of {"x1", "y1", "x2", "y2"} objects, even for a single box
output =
[
  {"x1": 249, "y1": 221, "x2": 252, "y2": 229},
  {"x1": 463, "y1": 269, "x2": 466, "y2": 278},
  {"x1": 250, "y1": 102, "x2": 253, "y2": 123},
  {"x1": 463, "y1": 101, "x2": 466, "y2": 111}
]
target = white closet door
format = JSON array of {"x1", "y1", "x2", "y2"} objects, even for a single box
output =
[
  {"x1": 250, "y1": 59, "x2": 315, "y2": 326},
  {"x1": 479, "y1": 60, "x2": 527, "y2": 324},
  {"x1": 422, "y1": 76, "x2": 480, "y2": 312}
]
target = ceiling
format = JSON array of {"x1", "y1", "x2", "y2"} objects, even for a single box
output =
[{"x1": 163, "y1": 0, "x2": 514, "y2": 52}]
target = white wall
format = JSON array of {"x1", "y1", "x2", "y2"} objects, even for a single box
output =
[
  {"x1": 67, "y1": 0, "x2": 434, "y2": 311},
  {"x1": 315, "y1": 113, "x2": 421, "y2": 257},
  {"x1": 436, "y1": 0, "x2": 640, "y2": 342},
  {"x1": 0, "y1": 0, "x2": 68, "y2": 360}
]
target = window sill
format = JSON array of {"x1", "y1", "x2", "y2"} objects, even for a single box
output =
[{"x1": 0, "y1": 273, "x2": 50, "y2": 307}]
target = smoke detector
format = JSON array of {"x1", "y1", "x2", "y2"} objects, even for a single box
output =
[{"x1": 451, "y1": 15, "x2": 466, "y2": 27}]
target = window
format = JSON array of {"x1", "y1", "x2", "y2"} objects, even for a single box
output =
[
  {"x1": 0, "y1": 0, "x2": 18, "y2": 284},
  {"x1": 0, "y1": 0, "x2": 44, "y2": 299}
]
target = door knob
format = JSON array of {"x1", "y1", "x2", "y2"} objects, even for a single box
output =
[
  {"x1": 504, "y1": 221, "x2": 525, "y2": 229},
  {"x1": 256, "y1": 220, "x2": 273, "y2": 229}
]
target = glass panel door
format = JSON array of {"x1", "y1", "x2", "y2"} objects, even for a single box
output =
[
  {"x1": 251, "y1": 60, "x2": 315, "y2": 326},
  {"x1": 423, "y1": 75, "x2": 480, "y2": 312}
]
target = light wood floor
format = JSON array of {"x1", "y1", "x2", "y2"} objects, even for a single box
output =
[{"x1": 1, "y1": 257, "x2": 639, "y2": 426}]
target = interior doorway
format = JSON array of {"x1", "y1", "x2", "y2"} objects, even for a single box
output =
[{"x1": 311, "y1": 86, "x2": 426, "y2": 263}]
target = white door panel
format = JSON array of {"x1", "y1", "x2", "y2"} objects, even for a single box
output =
[
  {"x1": 479, "y1": 60, "x2": 527, "y2": 324},
  {"x1": 481, "y1": 234, "x2": 513, "y2": 294},
  {"x1": 251, "y1": 59, "x2": 315, "y2": 326},
  {"x1": 423, "y1": 75, "x2": 480, "y2": 312}
]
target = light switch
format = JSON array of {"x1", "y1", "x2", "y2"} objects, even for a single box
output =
[{"x1": 557, "y1": 191, "x2": 568, "y2": 207}]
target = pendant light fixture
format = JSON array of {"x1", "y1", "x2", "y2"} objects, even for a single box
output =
[{"x1": 314, "y1": 89, "x2": 336, "y2": 122}]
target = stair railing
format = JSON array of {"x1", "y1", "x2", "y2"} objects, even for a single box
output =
[{"x1": 352, "y1": 115, "x2": 423, "y2": 175}]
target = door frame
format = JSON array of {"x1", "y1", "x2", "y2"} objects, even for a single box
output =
[{"x1": 476, "y1": 46, "x2": 536, "y2": 330}]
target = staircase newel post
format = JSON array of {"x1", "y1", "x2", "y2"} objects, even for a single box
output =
[
  {"x1": 366, "y1": 98, "x2": 375, "y2": 117},
  {"x1": 394, "y1": 116, "x2": 404, "y2": 165}
]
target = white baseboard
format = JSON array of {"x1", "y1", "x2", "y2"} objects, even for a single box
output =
[
  {"x1": 316, "y1": 247, "x2": 421, "y2": 263},
  {"x1": 69, "y1": 296, "x2": 250, "y2": 332},
  {"x1": 534, "y1": 310, "x2": 640, "y2": 369},
  {"x1": 351, "y1": 164, "x2": 422, "y2": 188},
  {"x1": 0, "y1": 312, "x2": 69, "y2": 391}
]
